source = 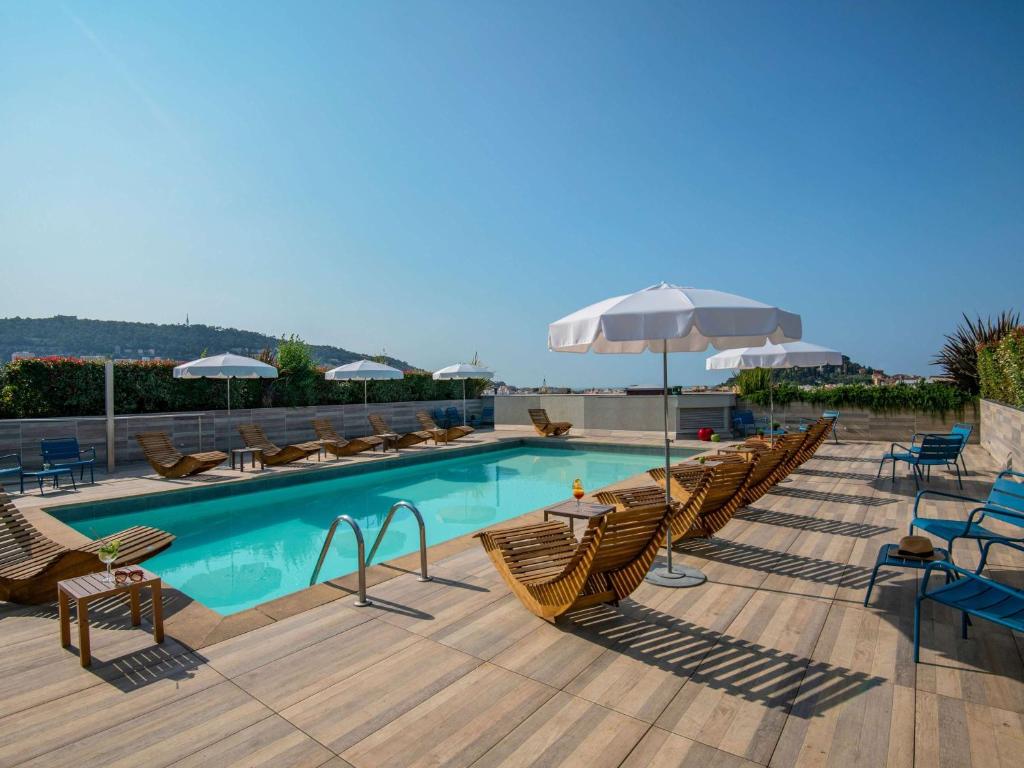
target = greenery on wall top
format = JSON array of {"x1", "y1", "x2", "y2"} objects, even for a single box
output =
[
  {"x1": 978, "y1": 327, "x2": 1024, "y2": 408},
  {"x1": 740, "y1": 380, "x2": 974, "y2": 416}
]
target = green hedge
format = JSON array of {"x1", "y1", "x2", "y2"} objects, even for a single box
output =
[
  {"x1": 0, "y1": 358, "x2": 488, "y2": 418},
  {"x1": 741, "y1": 381, "x2": 974, "y2": 416},
  {"x1": 978, "y1": 328, "x2": 1024, "y2": 407}
]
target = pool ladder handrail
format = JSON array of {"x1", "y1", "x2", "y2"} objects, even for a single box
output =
[{"x1": 309, "y1": 501, "x2": 431, "y2": 608}]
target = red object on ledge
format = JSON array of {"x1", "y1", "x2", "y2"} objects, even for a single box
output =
[{"x1": 697, "y1": 427, "x2": 715, "y2": 442}]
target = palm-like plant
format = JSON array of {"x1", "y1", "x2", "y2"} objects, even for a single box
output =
[{"x1": 932, "y1": 311, "x2": 1020, "y2": 394}]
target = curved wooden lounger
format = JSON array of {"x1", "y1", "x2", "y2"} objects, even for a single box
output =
[
  {"x1": 475, "y1": 483, "x2": 708, "y2": 621},
  {"x1": 416, "y1": 411, "x2": 474, "y2": 442},
  {"x1": 312, "y1": 419, "x2": 382, "y2": 458},
  {"x1": 238, "y1": 424, "x2": 320, "y2": 466},
  {"x1": 368, "y1": 414, "x2": 432, "y2": 449},
  {"x1": 135, "y1": 432, "x2": 227, "y2": 478},
  {"x1": 0, "y1": 492, "x2": 174, "y2": 604},
  {"x1": 528, "y1": 409, "x2": 572, "y2": 437}
]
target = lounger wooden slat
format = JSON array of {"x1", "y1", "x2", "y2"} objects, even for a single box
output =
[
  {"x1": 136, "y1": 432, "x2": 227, "y2": 478},
  {"x1": 238, "y1": 425, "x2": 320, "y2": 466},
  {"x1": 368, "y1": 414, "x2": 432, "y2": 449},
  {"x1": 311, "y1": 419, "x2": 382, "y2": 458},
  {"x1": 416, "y1": 411, "x2": 474, "y2": 442},
  {"x1": 528, "y1": 409, "x2": 572, "y2": 437},
  {"x1": 0, "y1": 493, "x2": 174, "y2": 604}
]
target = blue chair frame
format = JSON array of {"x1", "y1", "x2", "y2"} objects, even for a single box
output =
[
  {"x1": 877, "y1": 434, "x2": 963, "y2": 490},
  {"x1": 732, "y1": 409, "x2": 758, "y2": 437},
  {"x1": 910, "y1": 469, "x2": 1024, "y2": 568},
  {"x1": 914, "y1": 540, "x2": 1024, "y2": 662},
  {"x1": 910, "y1": 423, "x2": 972, "y2": 475},
  {"x1": 0, "y1": 452, "x2": 24, "y2": 494},
  {"x1": 40, "y1": 437, "x2": 96, "y2": 484}
]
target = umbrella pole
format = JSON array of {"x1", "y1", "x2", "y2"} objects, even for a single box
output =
[
  {"x1": 646, "y1": 344, "x2": 706, "y2": 588},
  {"x1": 462, "y1": 380, "x2": 467, "y2": 426},
  {"x1": 364, "y1": 380, "x2": 368, "y2": 408},
  {"x1": 226, "y1": 378, "x2": 231, "y2": 453},
  {"x1": 769, "y1": 369, "x2": 774, "y2": 448}
]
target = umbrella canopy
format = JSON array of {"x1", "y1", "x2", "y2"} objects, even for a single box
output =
[
  {"x1": 705, "y1": 341, "x2": 842, "y2": 371},
  {"x1": 324, "y1": 360, "x2": 404, "y2": 381},
  {"x1": 172, "y1": 353, "x2": 278, "y2": 379},
  {"x1": 324, "y1": 359, "x2": 404, "y2": 407},
  {"x1": 549, "y1": 282, "x2": 802, "y2": 589},
  {"x1": 173, "y1": 353, "x2": 278, "y2": 451},
  {"x1": 548, "y1": 282, "x2": 802, "y2": 354},
  {"x1": 433, "y1": 364, "x2": 494, "y2": 426}
]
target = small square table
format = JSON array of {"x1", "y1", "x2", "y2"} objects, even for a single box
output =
[
  {"x1": 377, "y1": 432, "x2": 400, "y2": 452},
  {"x1": 543, "y1": 499, "x2": 615, "y2": 536},
  {"x1": 23, "y1": 466, "x2": 76, "y2": 495},
  {"x1": 58, "y1": 567, "x2": 164, "y2": 667},
  {"x1": 230, "y1": 447, "x2": 264, "y2": 472},
  {"x1": 863, "y1": 543, "x2": 952, "y2": 606}
]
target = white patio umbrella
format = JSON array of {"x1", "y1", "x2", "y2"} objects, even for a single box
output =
[
  {"x1": 706, "y1": 341, "x2": 842, "y2": 446},
  {"x1": 173, "y1": 353, "x2": 278, "y2": 451},
  {"x1": 325, "y1": 360, "x2": 404, "y2": 406},
  {"x1": 433, "y1": 363, "x2": 494, "y2": 425},
  {"x1": 549, "y1": 282, "x2": 801, "y2": 588}
]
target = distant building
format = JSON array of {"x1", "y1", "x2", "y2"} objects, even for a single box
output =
[{"x1": 10, "y1": 351, "x2": 35, "y2": 361}]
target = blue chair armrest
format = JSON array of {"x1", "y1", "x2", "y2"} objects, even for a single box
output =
[
  {"x1": 913, "y1": 488, "x2": 986, "y2": 515},
  {"x1": 997, "y1": 470, "x2": 1024, "y2": 482},
  {"x1": 977, "y1": 539, "x2": 1024, "y2": 573},
  {"x1": 84, "y1": 446, "x2": 97, "y2": 461}
]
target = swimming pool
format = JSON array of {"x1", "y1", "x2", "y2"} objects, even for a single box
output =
[{"x1": 53, "y1": 443, "x2": 693, "y2": 614}]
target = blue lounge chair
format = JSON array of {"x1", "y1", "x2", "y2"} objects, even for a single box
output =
[
  {"x1": 0, "y1": 453, "x2": 24, "y2": 494},
  {"x1": 732, "y1": 409, "x2": 758, "y2": 437},
  {"x1": 799, "y1": 410, "x2": 839, "y2": 443},
  {"x1": 40, "y1": 437, "x2": 96, "y2": 484},
  {"x1": 914, "y1": 541, "x2": 1024, "y2": 662},
  {"x1": 910, "y1": 470, "x2": 1024, "y2": 569},
  {"x1": 877, "y1": 434, "x2": 963, "y2": 490}
]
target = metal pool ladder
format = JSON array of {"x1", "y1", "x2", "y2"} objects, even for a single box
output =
[{"x1": 309, "y1": 501, "x2": 431, "y2": 607}]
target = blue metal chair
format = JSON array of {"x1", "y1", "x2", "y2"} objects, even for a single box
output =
[
  {"x1": 877, "y1": 434, "x2": 963, "y2": 490},
  {"x1": 0, "y1": 453, "x2": 24, "y2": 494},
  {"x1": 914, "y1": 540, "x2": 1024, "y2": 662},
  {"x1": 910, "y1": 423, "x2": 972, "y2": 475},
  {"x1": 480, "y1": 405, "x2": 494, "y2": 425},
  {"x1": 910, "y1": 470, "x2": 1024, "y2": 569},
  {"x1": 432, "y1": 408, "x2": 449, "y2": 428},
  {"x1": 445, "y1": 406, "x2": 461, "y2": 427},
  {"x1": 732, "y1": 409, "x2": 758, "y2": 437},
  {"x1": 799, "y1": 410, "x2": 839, "y2": 443},
  {"x1": 40, "y1": 437, "x2": 96, "y2": 484}
]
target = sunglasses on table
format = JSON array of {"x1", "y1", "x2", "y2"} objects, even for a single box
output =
[{"x1": 114, "y1": 569, "x2": 145, "y2": 585}]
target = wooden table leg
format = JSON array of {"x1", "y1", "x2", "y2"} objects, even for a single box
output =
[
  {"x1": 129, "y1": 586, "x2": 142, "y2": 626},
  {"x1": 58, "y1": 589, "x2": 71, "y2": 647},
  {"x1": 151, "y1": 582, "x2": 164, "y2": 643},
  {"x1": 77, "y1": 599, "x2": 91, "y2": 667}
]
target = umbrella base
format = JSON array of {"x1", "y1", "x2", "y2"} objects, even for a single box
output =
[{"x1": 645, "y1": 565, "x2": 706, "y2": 588}]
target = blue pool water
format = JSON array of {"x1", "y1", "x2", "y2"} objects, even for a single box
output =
[{"x1": 55, "y1": 445, "x2": 690, "y2": 615}]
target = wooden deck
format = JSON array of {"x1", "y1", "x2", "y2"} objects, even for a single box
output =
[{"x1": 0, "y1": 441, "x2": 1021, "y2": 767}]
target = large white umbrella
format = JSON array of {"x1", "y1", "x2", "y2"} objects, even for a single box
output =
[
  {"x1": 549, "y1": 282, "x2": 801, "y2": 588},
  {"x1": 173, "y1": 353, "x2": 278, "y2": 450},
  {"x1": 433, "y1": 363, "x2": 494, "y2": 425},
  {"x1": 325, "y1": 360, "x2": 404, "y2": 406},
  {"x1": 706, "y1": 341, "x2": 842, "y2": 445}
]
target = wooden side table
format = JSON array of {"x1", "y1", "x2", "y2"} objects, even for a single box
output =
[
  {"x1": 230, "y1": 447, "x2": 264, "y2": 472},
  {"x1": 57, "y1": 568, "x2": 164, "y2": 667},
  {"x1": 543, "y1": 499, "x2": 615, "y2": 536}
]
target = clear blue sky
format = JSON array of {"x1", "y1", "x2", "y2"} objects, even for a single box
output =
[{"x1": 2, "y1": 1, "x2": 1021, "y2": 387}]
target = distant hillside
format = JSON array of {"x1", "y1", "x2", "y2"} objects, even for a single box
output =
[
  {"x1": 721, "y1": 355, "x2": 879, "y2": 386},
  {"x1": 0, "y1": 316, "x2": 415, "y2": 370}
]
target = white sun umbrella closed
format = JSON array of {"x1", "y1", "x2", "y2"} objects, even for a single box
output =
[
  {"x1": 549, "y1": 282, "x2": 802, "y2": 588},
  {"x1": 325, "y1": 360, "x2": 404, "y2": 407},
  {"x1": 706, "y1": 341, "x2": 843, "y2": 445},
  {"x1": 173, "y1": 353, "x2": 278, "y2": 451},
  {"x1": 433, "y1": 363, "x2": 494, "y2": 425}
]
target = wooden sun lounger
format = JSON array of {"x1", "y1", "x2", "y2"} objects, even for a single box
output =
[
  {"x1": 528, "y1": 408, "x2": 572, "y2": 437},
  {"x1": 0, "y1": 492, "x2": 175, "y2": 604},
  {"x1": 416, "y1": 410, "x2": 474, "y2": 442},
  {"x1": 135, "y1": 432, "x2": 228, "y2": 478},
  {"x1": 238, "y1": 424, "x2": 320, "y2": 466},
  {"x1": 368, "y1": 414, "x2": 432, "y2": 449},
  {"x1": 311, "y1": 419, "x2": 383, "y2": 458},
  {"x1": 476, "y1": 497, "x2": 691, "y2": 621}
]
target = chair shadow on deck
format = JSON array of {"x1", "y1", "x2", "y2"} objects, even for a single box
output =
[
  {"x1": 733, "y1": 506, "x2": 896, "y2": 538},
  {"x1": 564, "y1": 601, "x2": 886, "y2": 716},
  {"x1": 791, "y1": 467, "x2": 882, "y2": 482},
  {"x1": 767, "y1": 486, "x2": 894, "y2": 507},
  {"x1": 805, "y1": 454, "x2": 881, "y2": 464},
  {"x1": 678, "y1": 538, "x2": 893, "y2": 589}
]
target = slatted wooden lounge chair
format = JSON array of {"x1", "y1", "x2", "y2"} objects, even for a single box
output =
[
  {"x1": 311, "y1": 419, "x2": 383, "y2": 458},
  {"x1": 475, "y1": 488, "x2": 706, "y2": 621},
  {"x1": 368, "y1": 414, "x2": 432, "y2": 449},
  {"x1": 0, "y1": 492, "x2": 175, "y2": 604},
  {"x1": 417, "y1": 410, "x2": 474, "y2": 442},
  {"x1": 135, "y1": 432, "x2": 228, "y2": 479},
  {"x1": 238, "y1": 424, "x2": 320, "y2": 466},
  {"x1": 528, "y1": 408, "x2": 572, "y2": 437}
]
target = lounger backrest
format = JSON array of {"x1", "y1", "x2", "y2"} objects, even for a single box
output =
[
  {"x1": 528, "y1": 409, "x2": 551, "y2": 428},
  {"x1": 41, "y1": 437, "x2": 82, "y2": 463},
  {"x1": 0, "y1": 492, "x2": 58, "y2": 566},
  {"x1": 238, "y1": 424, "x2": 277, "y2": 452},
  {"x1": 368, "y1": 414, "x2": 391, "y2": 436},
  {"x1": 135, "y1": 432, "x2": 183, "y2": 465},
  {"x1": 697, "y1": 462, "x2": 754, "y2": 516},
  {"x1": 984, "y1": 472, "x2": 1024, "y2": 528},
  {"x1": 746, "y1": 447, "x2": 788, "y2": 487},
  {"x1": 591, "y1": 503, "x2": 671, "y2": 573},
  {"x1": 312, "y1": 419, "x2": 341, "y2": 443},
  {"x1": 416, "y1": 411, "x2": 438, "y2": 431}
]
